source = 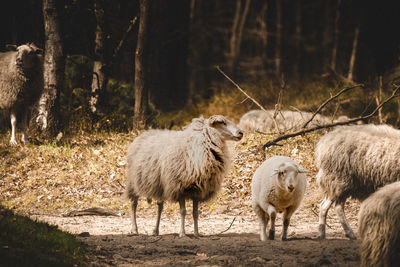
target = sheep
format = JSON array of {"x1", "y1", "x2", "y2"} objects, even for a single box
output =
[
  {"x1": 239, "y1": 109, "x2": 348, "y2": 133},
  {"x1": 125, "y1": 115, "x2": 243, "y2": 237},
  {"x1": 251, "y1": 156, "x2": 307, "y2": 241},
  {"x1": 315, "y1": 124, "x2": 400, "y2": 240},
  {"x1": 358, "y1": 181, "x2": 400, "y2": 267},
  {"x1": 0, "y1": 43, "x2": 43, "y2": 145}
]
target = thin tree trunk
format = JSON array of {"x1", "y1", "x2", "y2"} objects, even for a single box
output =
[
  {"x1": 347, "y1": 25, "x2": 359, "y2": 81},
  {"x1": 258, "y1": 1, "x2": 268, "y2": 72},
  {"x1": 38, "y1": 0, "x2": 64, "y2": 139},
  {"x1": 293, "y1": 0, "x2": 301, "y2": 80},
  {"x1": 228, "y1": 0, "x2": 251, "y2": 77},
  {"x1": 275, "y1": 0, "x2": 282, "y2": 76},
  {"x1": 133, "y1": 0, "x2": 150, "y2": 130},
  {"x1": 331, "y1": 0, "x2": 341, "y2": 71},
  {"x1": 90, "y1": 0, "x2": 109, "y2": 115}
]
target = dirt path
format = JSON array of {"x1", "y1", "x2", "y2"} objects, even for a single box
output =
[{"x1": 34, "y1": 202, "x2": 361, "y2": 266}]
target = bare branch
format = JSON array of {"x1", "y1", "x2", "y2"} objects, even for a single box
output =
[
  {"x1": 216, "y1": 66, "x2": 267, "y2": 112},
  {"x1": 216, "y1": 65, "x2": 280, "y2": 132},
  {"x1": 110, "y1": 15, "x2": 138, "y2": 65},
  {"x1": 263, "y1": 85, "x2": 400, "y2": 149},
  {"x1": 302, "y1": 84, "x2": 364, "y2": 128}
]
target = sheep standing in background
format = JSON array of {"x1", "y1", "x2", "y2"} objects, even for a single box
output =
[
  {"x1": 239, "y1": 109, "x2": 348, "y2": 133},
  {"x1": 251, "y1": 156, "x2": 307, "y2": 241},
  {"x1": 358, "y1": 181, "x2": 400, "y2": 267},
  {"x1": 125, "y1": 115, "x2": 243, "y2": 237},
  {"x1": 315, "y1": 124, "x2": 400, "y2": 240},
  {"x1": 0, "y1": 43, "x2": 43, "y2": 145}
]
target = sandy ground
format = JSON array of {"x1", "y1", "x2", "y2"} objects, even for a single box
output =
[{"x1": 33, "y1": 200, "x2": 361, "y2": 266}]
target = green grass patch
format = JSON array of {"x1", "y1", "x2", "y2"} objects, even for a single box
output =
[{"x1": 0, "y1": 206, "x2": 87, "y2": 266}]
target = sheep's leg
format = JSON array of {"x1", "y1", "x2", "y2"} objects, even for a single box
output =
[
  {"x1": 267, "y1": 205, "x2": 277, "y2": 240},
  {"x1": 318, "y1": 196, "x2": 333, "y2": 239},
  {"x1": 153, "y1": 201, "x2": 164, "y2": 236},
  {"x1": 178, "y1": 198, "x2": 186, "y2": 237},
  {"x1": 281, "y1": 207, "x2": 295, "y2": 241},
  {"x1": 130, "y1": 196, "x2": 139, "y2": 235},
  {"x1": 192, "y1": 199, "x2": 199, "y2": 237},
  {"x1": 10, "y1": 111, "x2": 17, "y2": 145},
  {"x1": 254, "y1": 204, "x2": 269, "y2": 241},
  {"x1": 20, "y1": 111, "x2": 29, "y2": 144},
  {"x1": 334, "y1": 202, "x2": 356, "y2": 240}
]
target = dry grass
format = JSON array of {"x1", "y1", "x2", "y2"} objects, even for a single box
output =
[{"x1": 0, "y1": 127, "x2": 326, "y2": 217}]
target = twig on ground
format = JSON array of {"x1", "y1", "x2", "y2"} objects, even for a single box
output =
[
  {"x1": 217, "y1": 217, "x2": 236, "y2": 235},
  {"x1": 302, "y1": 84, "x2": 364, "y2": 129},
  {"x1": 63, "y1": 207, "x2": 123, "y2": 217},
  {"x1": 148, "y1": 236, "x2": 163, "y2": 243},
  {"x1": 263, "y1": 85, "x2": 400, "y2": 149}
]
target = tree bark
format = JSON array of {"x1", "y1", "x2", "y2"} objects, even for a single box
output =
[
  {"x1": 90, "y1": 0, "x2": 109, "y2": 115},
  {"x1": 275, "y1": 0, "x2": 282, "y2": 77},
  {"x1": 258, "y1": 1, "x2": 268, "y2": 72},
  {"x1": 133, "y1": 0, "x2": 150, "y2": 130},
  {"x1": 38, "y1": 0, "x2": 64, "y2": 139},
  {"x1": 347, "y1": 25, "x2": 359, "y2": 81},
  {"x1": 331, "y1": 0, "x2": 341, "y2": 71}
]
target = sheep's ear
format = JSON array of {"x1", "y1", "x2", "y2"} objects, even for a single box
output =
[
  {"x1": 209, "y1": 115, "x2": 226, "y2": 126},
  {"x1": 271, "y1": 168, "x2": 283, "y2": 176},
  {"x1": 5, "y1": 44, "x2": 17, "y2": 51},
  {"x1": 297, "y1": 166, "x2": 309, "y2": 173}
]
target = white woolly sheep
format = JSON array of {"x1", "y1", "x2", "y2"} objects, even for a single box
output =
[
  {"x1": 239, "y1": 109, "x2": 348, "y2": 133},
  {"x1": 0, "y1": 43, "x2": 43, "y2": 145},
  {"x1": 125, "y1": 115, "x2": 243, "y2": 237},
  {"x1": 251, "y1": 156, "x2": 307, "y2": 241},
  {"x1": 315, "y1": 124, "x2": 400, "y2": 240},
  {"x1": 358, "y1": 181, "x2": 400, "y2": 267}
]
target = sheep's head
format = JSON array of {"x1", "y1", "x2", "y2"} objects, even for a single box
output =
[
  {"x1": 15, "y1": 43, "x2": 43, "y2": 69},
  {"x1": 208, "y1": 115, "x2": 243, "y2": 141},
  {"x1": 273, "y1": 162, "x2": 308, "y2": 192}
]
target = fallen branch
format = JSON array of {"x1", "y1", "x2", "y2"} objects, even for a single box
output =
[
  {"x1": 263, "y1": 85, "x2": 400, "y2": 149},
  {"x1": 63, "y1": 207, "x2": 123, "y2": 217},
  {"x1": 217, "y1": 217, "x2": 236, "y2": 235},
  {"x1": 302, "y1": 84, "x2": 364, "y2": 128}
]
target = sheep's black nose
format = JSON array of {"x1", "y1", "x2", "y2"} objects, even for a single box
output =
[
  {"x1": 288, "y1": 185, "x2": 294, "y2": 192},
  {"x1": 238, "y1": 131, "x2": 243, "y2": 138}
]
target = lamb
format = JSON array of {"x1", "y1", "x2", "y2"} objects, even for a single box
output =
[
  {"x1": 315, "y1": 124, "x2": 400, "y2": 240},
  {"x1": 0, "y1": 43, "x2": 43, "y2": 145},
  {"x1": 239, "y1": 109, "x2": 348, "y2": 133},
  {"x1": 358, "y1": 181, "x2": 400, "y2": 267},
  {"x1": 251, "y1": 156, "x2": 307, "y2": 241},
  {"x1": 125, "y1": 115, "x2": 243, "y2": 237}
]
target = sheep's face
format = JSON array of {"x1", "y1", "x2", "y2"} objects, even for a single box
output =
[
  {"x1": 209, "y1": 115, "x2": 243, "y2": 141},
  {"x1": 275, "y1": 163, "x2": 307, "y2": 192},
  {"x1": 15, "y1": 44, "x2": 42, "y2": 69}
]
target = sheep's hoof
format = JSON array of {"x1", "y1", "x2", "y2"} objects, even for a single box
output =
[
  {"x1": 152, "y1": 231, "x2": 159, "y2": 236},
  {"x1": 268, "y1": 230, "x2": 275, "y2": 240},
  {"x1": 179, "y1": 232, "x2": 186, "y2": 238},
  {"x1": 9, "y1": 139, "x2": 18, "y2": 146},
  {"x1": 345, "y1": 232, "x2": 357, "y2": 240},
  {"x1": 281, "y1": 236, "x2": 287, "y2": 241}
]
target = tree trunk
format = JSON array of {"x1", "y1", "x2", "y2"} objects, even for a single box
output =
[
  {"x1": 133, "y1": 0, "x2": 150, "y2": 130},
  {"x1": 293, "y1": 0, "x2": 301, "y2": 80},
  {"x1": 228, "y1": 0, "x2": 251, "y2": 77},
  {"x1": 347, "y1": 25, "x2": 359, "y2": 81},
  {"x1": 258, "y1": 1, "x2": 268, "y2": 72},
  {"x1": 331, "y1": 0, "x2": 341, "y2": 71},
  {"x1": 275, "y1": 0, "x2": 282, "y2": 77},
  {"x1": 90, "y1": 0, "x2": 109, "y2": 115},
  {"x1": 38, "y1": 0, "x2": 64, "y2": 139}
]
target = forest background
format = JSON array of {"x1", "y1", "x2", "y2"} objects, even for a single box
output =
[{"x1": 1, "y1": 0, "x2": 400, "y2": 137}]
